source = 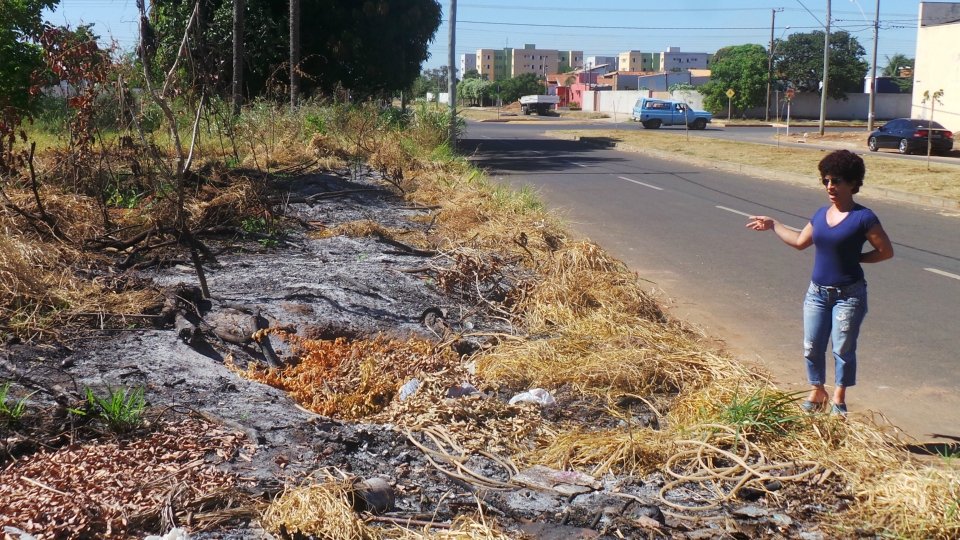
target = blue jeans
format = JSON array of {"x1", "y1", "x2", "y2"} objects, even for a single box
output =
[{"x1": 803, "y1": 280, "x2": 868, "y2": 388}]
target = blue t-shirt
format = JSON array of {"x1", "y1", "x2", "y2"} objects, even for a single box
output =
[{"x1": 810, "y1": 204, "x2": 881, "y2": 286}]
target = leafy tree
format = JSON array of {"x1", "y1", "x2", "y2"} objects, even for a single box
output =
[
  {"x1": 151, "y1": 0, "x2": 442, "y2": 99},
  {"x1": 457, "y1": 77, "x2": 492, "y2": 106},
  {"x1": 1, "y1": 0, "x2": 59, "y2": 174},
  {"x1": 773, "y1": 30, "x2": 868, "y2": 99},
  {"x1": 463, "y1": 68, "x2": 480, "y2": 80},
  {"x1": 0, "y1": 0, "x2": 59, "y2": 114},
  {"x1": 881, "y1": 53, "x2": 913, "y2": 93},
  {"x1": 699, "y1": 44, "x2": 768, "y2": 113},
  {"x1": 497, "y1": 73, "x2": 542, "y2": 103}
]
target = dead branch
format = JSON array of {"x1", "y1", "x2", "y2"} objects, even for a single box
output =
[
  {"x1": 375, "y1": 234, "x2": 437, "y2": 257},
  {"x1": 265, "y1": 188, "x2": 384, "y2": 206}
]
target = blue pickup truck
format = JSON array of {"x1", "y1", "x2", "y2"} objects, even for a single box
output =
[{"x1": 632, "y1": 98, "x2": 712, "y2": 130}]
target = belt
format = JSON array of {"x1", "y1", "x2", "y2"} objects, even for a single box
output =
[{"x1": 812, "y1": 279, "x2": 865, "y2": 295}]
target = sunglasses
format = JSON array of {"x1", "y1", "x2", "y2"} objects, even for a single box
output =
[{"x1": 821, "y1": 176, "x2": 848, "y2": 186}]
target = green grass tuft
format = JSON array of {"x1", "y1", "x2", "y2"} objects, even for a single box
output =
[{"x1": 86, "y1": 384, "x2": 146, "y2": 433}]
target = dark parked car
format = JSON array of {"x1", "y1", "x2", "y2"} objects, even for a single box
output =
[{"x1": 868, "y1": 118, "x2": 954, "y2": 155}]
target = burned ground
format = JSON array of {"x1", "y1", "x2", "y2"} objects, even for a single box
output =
[{"x1": 0, "y1": 168, "x2": 898, "y2": 540}]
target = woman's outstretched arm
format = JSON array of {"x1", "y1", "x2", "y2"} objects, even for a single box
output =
[{"x1": 747, "y1": 216, "x2": 813, "y2": 250}]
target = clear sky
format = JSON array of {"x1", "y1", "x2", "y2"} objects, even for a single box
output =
[{"x1": 46, "y1": 0, "x2": 924, "y2": 73}]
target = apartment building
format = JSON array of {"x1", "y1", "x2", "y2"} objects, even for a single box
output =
[
  {"x1": 585, "y1": 55, "x2": 619, "y2": 72},
  {"x1": 617, "y1": 51, "x2": 660, "y2": 72},
  {"x1": 911, "y1": 2, "x2": 960, "y2": 132},
  {"x1": 475, "y1": 44, "x2": 582, "y2": 81},
  {"x1": 659, "y1": 46, "x2": 709, "y2": 72},
  {"x1": 460, "y1": 53, "x2": 476, "y2": 78}
]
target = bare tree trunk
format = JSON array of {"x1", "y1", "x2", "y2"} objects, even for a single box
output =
[
  {"x1": 289, "y1": 0, "x2": 300, "y2": 109},
  {"x1": 232, "y1": 0, "x2": 244, "y2": 115}
]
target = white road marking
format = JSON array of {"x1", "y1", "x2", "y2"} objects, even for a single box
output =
[
  {"x1": 925, "y1": 268, "x2": 960, "y2": 281},
  {"x1": 716, "y1": 205, "x2": 752, "y2": 217},
  {"x1": 564, "y1": 160, "x2": 586, "y2": 167},
  {"x1": 618, "y1": 176, "x2": 663, "y2": 190},
  {"x1": 716, "y1": 206, "x2": 801, "y2": 231},
  {"x1": 530, "y1": 150, "x2": 544, "y2": 154}
]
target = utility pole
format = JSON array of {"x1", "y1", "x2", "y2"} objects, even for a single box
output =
[
  {"x1": 765, "y1": 8, "x2": 783, "y2": 122},
  {"x1": 867, "y1": 0, "x2": 880, "y2": 132},
  {"x1": 818, "y1": 0, "x2": 831, "y2": 136},
  {"x1": 447, "y1": 0, "x2": 457, "y2": 148},
  {"x1": 232, "y1": 0, "x2": 244, "y2": 115},
  {"x1": 289, "y1": 0, "x2": 300, "y2": 110}
]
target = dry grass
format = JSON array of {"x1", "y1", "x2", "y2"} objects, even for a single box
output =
[
  {"x1": 0, "y1": 190, "x2": 161, "y2": 337},
  {"x1": 559, "y1": 128, "x2": 960, "y2": 201}
]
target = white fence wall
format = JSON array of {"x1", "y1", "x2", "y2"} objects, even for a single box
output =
[{"x1": 582, "y1": 90, "x2": 911, "y2": 120}]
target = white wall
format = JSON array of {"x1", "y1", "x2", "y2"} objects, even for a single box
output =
[
  {"x1": 581, "y1": 90, "x2": 911, "y2": 120},
  {"x1": 911, "y1": 3, "x2": 960, "y2": 132}
]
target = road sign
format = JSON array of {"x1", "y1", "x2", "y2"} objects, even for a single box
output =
[
  {"x1": 785, "y1": 88, "x2": 795, "y2": 100},
  {"x1": 726, "y1": 89, "x2": 736, "y2": 98}
]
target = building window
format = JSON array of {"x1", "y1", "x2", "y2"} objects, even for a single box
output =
[{"x1": 486, "y1": 55, "x2": 490, "y2": 59}]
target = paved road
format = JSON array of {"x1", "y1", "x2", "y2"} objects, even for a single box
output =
[
  {"x1": 489, "y1": 114, "x2": 959, "y2": 166},
  {"x1": 463, "y1": 121, "x2": 960, "y2": 440}
]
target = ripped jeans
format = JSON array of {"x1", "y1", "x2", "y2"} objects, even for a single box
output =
[{"x1": 803, "y1": 280, "x2": 868, "y2": 388}]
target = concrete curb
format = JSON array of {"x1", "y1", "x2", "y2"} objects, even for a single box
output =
[{"x1": 545, "y1": 132, "x2": 960, "y2": 212}]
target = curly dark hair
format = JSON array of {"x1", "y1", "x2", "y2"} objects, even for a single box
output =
[{"x1": 818, "y1": 149, "x2": 866, "y2": 193}]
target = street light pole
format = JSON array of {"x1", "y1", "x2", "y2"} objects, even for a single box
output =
[
  {"x1": 867, "y1": 0, "x2": 880, "y2": 132},
  {"x1": 765, "y1": 8, "x2": 783, "y2": 122},
  {"x1": 818, "y1": 0, "x2": 831, "y2": 136},
  {"x1": 446, "y1": 0, "x2": 457, "y2": 148}
]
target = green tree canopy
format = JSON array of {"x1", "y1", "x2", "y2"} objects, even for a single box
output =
[
  {"x1": 457, "y1": 77, "x2": 492, "y2": 105},
  {"x1": 773, "y1": 30, "x2": 868, "y2": 99},
  {"x1": 495, "y1": 73, "x2": 542, "y2": 103},
  {"x1": 462, "y1": 68, "x2": 480, "y2": 80},
  {"x1": 699, "y1": 44, "x2": 768, "y2": 113},
  {"x1": 152, "y1": 0, "x2": 442, "y2": 99},
  {"x1": 882, "y1": 53, "x2": 914, "y2": 93},
  {"x1": 0, "y1": 0, "x2": 60, "y2": 113}
]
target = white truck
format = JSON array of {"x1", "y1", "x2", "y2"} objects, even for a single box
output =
[{"x1": 519, "y1": 94, "x2": 560, "y2": 115}]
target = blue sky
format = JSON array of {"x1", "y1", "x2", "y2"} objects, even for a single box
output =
[{"x1": 46, "y1": 0, "x2": 924, "y2": 72}]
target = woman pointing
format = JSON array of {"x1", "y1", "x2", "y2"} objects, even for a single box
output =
[{"x1": 747, "y1": 150, "x2": 894, "y2": 415}]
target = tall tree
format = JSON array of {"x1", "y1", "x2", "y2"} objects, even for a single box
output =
[
  {"x1": 882, "y1": 53, "x2": 914, "y2": 93},
  {"x1": 289, "y1": 0, "x2": 299, "y2": 108},
  {"x1": 0, "y1": 0, "x2": 60, "y2": 114},
  {"x1": 0, "y1": 0, "x2": 59, "y2": 174},
  {"x1": 699, "y1": 44, "x2": 768, "y2": 113},
  {"x1": 232, "y1": 0, "x2": 244, "y2": 114},
  {"x1": 773, "y1": 30, "x2": 869, "y2": 99},
  {"x1": 153, "y1": 0, "x2": 442, "y2": 99}
]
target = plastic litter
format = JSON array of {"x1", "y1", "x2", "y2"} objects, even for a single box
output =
[
  {"x1": 398, "y1": 378, "x2": 420, "y2": 400},
  {"x1": 4, "y1": 527, "x2": 39, "y2": 540},
  {"x1": 508, "y1": 388, "x2": 557, "y2": 407},
  {"x1": 144, "y1": 528, "x2": 189, "y2": 540},
  {"x1": 446, "y1": 382, "x2": 480, "y2": 398}
]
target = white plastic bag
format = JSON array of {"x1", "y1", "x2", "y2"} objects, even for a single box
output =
[
  {"x1": 509, "y1": 388, "x2": 556, "y2": 407},
  {"x1": 144, "y1": 528, "x2": 189, "y2": 540}
]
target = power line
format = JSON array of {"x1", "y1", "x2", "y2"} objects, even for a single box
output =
[{"x1": 459, "y1": 20, "x2": 823, "y2": 30}]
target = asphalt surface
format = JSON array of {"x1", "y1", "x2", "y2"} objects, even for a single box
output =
[
  {"x1": 463, "y1": 120, "x2": 960, "y2": 441},
  {"x1": 490, "y1": 114, "x2": 959, "y2": 166}
]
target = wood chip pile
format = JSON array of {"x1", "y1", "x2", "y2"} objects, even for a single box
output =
[{"x1": 0, "y1": 417, "x2": 248, "y2": 539}]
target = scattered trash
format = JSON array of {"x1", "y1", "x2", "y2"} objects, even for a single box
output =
[
  {"x1": 398, "y1": 378, "x2": 420, "y2": 401},
  {"x1": 446, "y1": 382, "x2": 481, "y2": 398},
  {"x1": 772, "y1": 514, "x2": 794, "y2": 527},
  {"x1": 4, "y1": 527, "x2": 39, "y2": 540},
  {"x1": 144, "y1": 528, "x2": 189, "y2": 540},
  {"x1": 732, "y1": 505, "x2": 769, "y2": 518},
  {"x1": 512, "y1": 465, "x2": 601, "y2": 495},
  {"x1": 632, "y1": 515, "x2": 661, "y2": 529},
  {"x1": 509, "y1": 388, "x2": 557, "y2": 407},
  {"x1": 353, "y1": 477, "x2": 395, "y2": 514},
  {"x1": 799, "y1": 531, "x2": 824, "y2": 540}
]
